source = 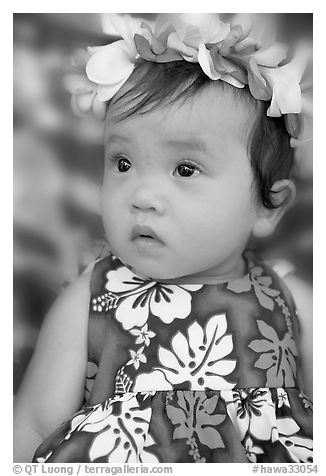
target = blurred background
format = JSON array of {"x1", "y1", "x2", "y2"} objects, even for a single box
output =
[{"x1": 13, "y1": 13, "x2": 313, "y2": 393}]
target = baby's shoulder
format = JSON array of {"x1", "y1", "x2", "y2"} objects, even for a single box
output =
[
  {"x1": 264, "y1": 256, "x2": 312, "y2": 347},
  {"x1": 34, "y1": 270, "x2": 93, "y2": 362},
  {"x1": 282, "y1": 273, "x2": 312, "y2": 326},
  {"x1": 264, "y1": 256, "x2": 312, "y2": 324}
]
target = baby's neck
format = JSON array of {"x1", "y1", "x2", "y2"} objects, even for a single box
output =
[{"x1": 157, "y1": 254, "x2": 247, "y2": 286}]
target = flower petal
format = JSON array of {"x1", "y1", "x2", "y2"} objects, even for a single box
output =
[
  {"x1": 174, "y1": 15, "x2": 204, "y2": 47},
  {"x1": 198, "y1": 43, "x2": 221, "y2": 80},
  {"x1": 179, "y1": 14, "x2": 229, "y2": 45},
  {"x1": 106, "y1": 266, "x2": 148, "y2": 293},
  {"x1": 115, "y1": 294, "x2": 149, "y2": 330},
  {"x1": 86, "y1": 40, "x2": 135, "y2": 85},
  {"x1": 74, "y1": 91, "x2": 95, "y2": 113},
  {"x1": 109, "y1": 13, "x2": 141, "y2": 55},
  {"x1": 252, "y1": 43, "x2": 288, "y2": 67},
  {"x1": 234, "y1": 37, "x2": 259, "y2": 54},
  {"x1": 230, "y1": 13, "x2": 253, "y2": 38},
  {"x1": 63, "y1": 73, "x2": 94, "y2": 94},
  {"x1": 150, "y1": 285, "x2": 193, "y2": 323},
  {"x1": 261, "y1": 45, "x2": 309, "y2": 116},
  {"x1": 261, "y1": 66, "x2": 302, "y2": 116},
  {"x1": 246, "y1": 391, "x2": 276, "y2": 441},
  {"x1": 97, "y1": 73, "x2": 133, "y2": 102},
  {"x1": 133, "y1": 369, "x2": 172, "y2": 391},
  {"x1": 277, "y1": 417, "x2": 300, "y2": 436},
  {"x1": 70, "y1": 95, "x2": 87, "y2": 117},
  {"x1": 166, "y1": 32, "x2": 198, "y2": 60},
  {"x1": 72, "y1": 48, "x2": 90, "y2": 67},
  {"x1": 134, "y1": 34, "x2": 157, "y2": 61},
  {"x1": 221, "y1": 73, "x2": 245, "y2": 88},
  {"x1": 247, "y1": 58, "x2": 271, "y2": 101},
  {"x1": 219, "y1": 25, "x2": 245, "y2": 56},
  {"x1": 178, "y1": 283, "x2": 202, "y2": 292},
  {"x1": 91, "y1": 94, "x2": 107, "y2": 120}
]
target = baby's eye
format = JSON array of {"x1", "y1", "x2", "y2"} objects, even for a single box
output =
[
  {"x1": 115, "y1": 157, "x2": 131, "y2": 173},
  {"x1": 174, "y1": 162, "x2": 200, "y2": 178}
]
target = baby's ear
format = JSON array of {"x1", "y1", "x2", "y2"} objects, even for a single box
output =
[{"x1": 252, "y1": 179, "x2": 296, "y2": 238}]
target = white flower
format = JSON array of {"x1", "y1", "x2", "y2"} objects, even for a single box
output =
[
  {"x1": 63, "y1": 49, "x2": 107, "y2": 120},
  {"x1": 260, "y1": 42, "x2": 310, "y2": 117},
  {"x1": 225, "y1": 388, "x2": 277, "y2": 441},
  {"x1": 105, "y1": 265, "x2": 202, "y2": 330},
  {"x1": 277, "y1": 388, "x2": 290, "y2": 408},
  {"x1": 85, "y1": 14, "x2": 143, "y2": 103},
  {"x1": 130, "y1": 323, "x2": 156, "y2": 346},
  {"x1": 126, "y1": 346, "x2": 147, "y2": 370}
]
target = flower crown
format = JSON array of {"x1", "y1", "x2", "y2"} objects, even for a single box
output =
[{"x1": 63, "y1": 13, "x2": 312, "y2": 148}]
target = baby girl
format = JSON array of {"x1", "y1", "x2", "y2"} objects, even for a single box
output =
[{"x1": 14, "y1": 13, "x2": 313, "y2": 463}]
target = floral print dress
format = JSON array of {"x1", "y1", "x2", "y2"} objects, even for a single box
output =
[{"x1": 33, "y1": 250, "x2": 313, "y2": 463}]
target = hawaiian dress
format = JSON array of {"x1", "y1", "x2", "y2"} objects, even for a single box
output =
[{"x1": 33, "y1": 250, "x2": 313, "y2": 463}]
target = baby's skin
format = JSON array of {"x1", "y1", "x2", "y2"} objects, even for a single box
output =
[
  {"x1": 103, "y1": 85, "x2": 284, "y2": 284},
  {"x1": 13, "y1": 83, "x2": 313, "y2": 462}
]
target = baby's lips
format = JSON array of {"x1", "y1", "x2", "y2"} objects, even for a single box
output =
[{"x1": 131, "y1": 224, "x2": 164, "y2": 244}]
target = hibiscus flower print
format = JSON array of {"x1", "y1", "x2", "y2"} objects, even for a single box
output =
[
  {"x1": 166, "y1": 391, "x2": 225, "y2": 452},
  {"x1": 248, "y1": 320, "x2": 298, "y2": 386},
  {"x1": 223, "y1": 388, "x2": 277, "y2": 441},
  {"x1": 105, "y1": 265, "x2": 202, "y2": 330},
  {"x1": 227, "y1": 264, "x2": 280, "y2": 310},
  {"x1": 276, "y1": 417, "x2": 313, "y2": 462}
]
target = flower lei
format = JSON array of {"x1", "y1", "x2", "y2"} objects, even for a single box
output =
[{"x1": 63, "y1": 13, "x2": 312, "y2": 147}]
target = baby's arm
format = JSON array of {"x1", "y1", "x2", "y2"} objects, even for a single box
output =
[
  {"x1": 13, "y1": 271, "x2": 92, "y2": 462},
  {"x1": 283, "y1": 274, "x2": 313, "y2": 400}
]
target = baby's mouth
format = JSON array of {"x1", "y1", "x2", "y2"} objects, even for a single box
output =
[{"x1": 131, "y1": 225, "x2": 164, "y2": 245}]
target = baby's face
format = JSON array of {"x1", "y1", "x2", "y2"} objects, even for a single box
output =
[{"x1": 102, "y1": 87, "x2": 259, "y2": 281}]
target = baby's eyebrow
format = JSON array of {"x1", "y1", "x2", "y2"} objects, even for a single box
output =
[
  {"x1": 105, "y1": 134, "x2": 210, "y2": 155},
  {"x1": 164, "y1": 138, "x2": 208, "y2": 153},
  {"x1": 105, "y1": 133, "x2": 131, "y2": 145}
]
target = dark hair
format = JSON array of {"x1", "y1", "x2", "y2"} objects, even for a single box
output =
[{"x1": 106, "y1": 59, "x2": 295, "y2": 209}]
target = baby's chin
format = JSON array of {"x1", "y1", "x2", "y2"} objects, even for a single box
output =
[
  {"x1": 128, "y1": 263, "x2": 182, "y2": 282},
  {"x1": 120, "y1": 256, "x2": 184, "y2": 281}
]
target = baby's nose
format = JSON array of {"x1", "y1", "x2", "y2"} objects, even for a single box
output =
[{"x1": 130, "y1": 185, "x2": 165, "y2": 215}]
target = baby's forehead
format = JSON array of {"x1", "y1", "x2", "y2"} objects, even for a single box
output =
[{"x1": 106, "y1": 86, "x2": 252, "y2": 148}]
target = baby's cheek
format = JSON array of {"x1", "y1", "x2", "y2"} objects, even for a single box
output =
[{"x1": 194, "y1": 191, "x2": 255, "y2": 245}]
